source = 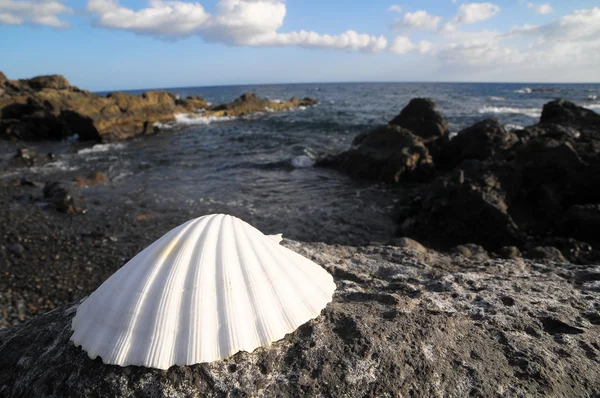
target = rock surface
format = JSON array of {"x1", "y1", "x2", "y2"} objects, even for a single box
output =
[
  {"x1": 1, "y1": 240, "x2": 599, "y2": 397},
  {"x1": 389, "y1": 97, "x2": 449, "y2": 142},
  {"x1": 0, "y1": 72, "x2": 317, "y2": 142},
  {"x1": 316, "y1": 125, "x2": 434, "y2": 183}
]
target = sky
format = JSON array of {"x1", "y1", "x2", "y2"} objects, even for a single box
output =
[{"x1": 1, "y1": 0, "x2": 599, "y2": 90}]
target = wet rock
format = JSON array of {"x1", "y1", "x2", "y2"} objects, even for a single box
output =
[
  {"x1": 12, "y1": 148, "x2": 36, "y2": 167},
  {"x1": 528, "y1": 246, "x2": 567, "y2": 263},
  {"x1": 389, "y1": 98, "x2": 449, "y2": 142},
  {"x1": 43, "y1": 182, "x2": 87, "y2": 214},
  {"x1": 0, "y1": 242, "x2": 599, "y2": 397},
  {"x1": 436, "y1": 118, "x2": 518, "y2": 168},
  {"x1": 74, "y1": 172, "x2": 109, "y2": 188},
  {"x1": 316, "y1": 125, "x2": 434, "y2": 183},
  {"x1": 8, "y1": 243, "x2": 25, "y2": 258}
]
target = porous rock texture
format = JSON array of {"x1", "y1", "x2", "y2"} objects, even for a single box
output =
[{"x1": 1, "y1": 240, "x2": 599, "y2": 397}]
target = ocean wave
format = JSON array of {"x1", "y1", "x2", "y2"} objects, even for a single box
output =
[
  {"x1": 488, "y1": 96, "x2": 505, "y2": 101},
  {"x1": 504, "y1": 123, "x2": 524, "y2": 131},
  {"x1": 30, "y1": 160, "x2": 79, "y2": 173},
  {"x1": 291, "y1": 155, "x2": 314, "y2": 168},
  {"x1": 515, "y1": 88, "x2": 532, "y2": 94},
  {"x1": 174, "y1": 113, "x2": 238, "y2": 125},
  {"x1": 78, "y1": 143, "x2": 126, "y2": 155},
  {"x1": 478, "y1": 106, "x2": 541, "y2": 118}
]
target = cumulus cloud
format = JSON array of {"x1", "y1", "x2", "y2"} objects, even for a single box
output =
[
  {"x1": 425, "y1": 6, "x2": 600, "y2": 79},
  {"x1": 527, "y1": 3, "x2": 553, "y2": 15},
  {"x1": 388, "y1": 5, "x2": 402, "y2": 13},
  {"x1": 393, "y1": 10, "x2": 442, "y2": 31},
  {"x1": 86, "y1": 0, "x2": 387, "y2": 52},
  {"x1": 389, "y1": 36, "x2": 432, "y2": 54},
  {"x1": 452, "y1": 2, "x2": 500, "y2": 25},
  {"x1": 0, "y1": 0, "x2": 72, "y2": 27}
]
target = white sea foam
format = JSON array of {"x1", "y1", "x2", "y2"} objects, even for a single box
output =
[
  {"x1": 78, "y1": 143, "x2": 125, "y2": 155},
  {"x1": 30, "y1": 160, "x2": 79, "y2": 173},
  {"x1": 174, "y1": 113, "x2": 238, "y2": 125},
  {"x1": 488, "y1": 96, "x2": 505, "y2": 101},
  {"x1": 504, "y1": 123, "x2": 524, "y2": 131},
  {"x1": 584, "y1": 104, "x2": 600, "y2": 110},
  {"x1": 291, "y1": 155, "x2": 314, "y2": 168},
  {"x1": 478, "y1": 106, "x2": 541, "y2": 118},
  {"x1": 515, "y1": 87, "x2": 532, "y2": 94}
]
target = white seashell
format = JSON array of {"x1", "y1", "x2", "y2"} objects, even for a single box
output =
[{"x1": 70, "y1": 214, "x2": 336, "y2": 369}]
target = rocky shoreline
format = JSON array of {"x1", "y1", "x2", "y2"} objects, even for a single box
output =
[
  {"x1": 1, "y1": 75, "x2": 600, "y2": 396},
  {"x1": 0, "y1": 71, "x2": 317, "y2": 142},
  {"x1": 317, "y1": 97, "x2": 600, "y2": 265}
]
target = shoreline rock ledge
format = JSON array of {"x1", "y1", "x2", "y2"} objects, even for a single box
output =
[
  {"x1": 1, "y1": 240, "x2": 599, "y2": 397},
  {"x1": 0, "y1": 72, "x2": 317, "y2": 142}
]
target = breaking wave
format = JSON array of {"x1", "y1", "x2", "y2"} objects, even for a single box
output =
[{"x1": 478, "y1": 106, "x2": 541, "y2": 118}]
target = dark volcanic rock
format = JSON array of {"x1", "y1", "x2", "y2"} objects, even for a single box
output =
[
  {"x1": 1, "y1": 241, "x2": 599, "y2": 397},
  {"x1": 389, "y1": 98, "x2": 449, "y2": 142},
  {"x1": 317, "y1": 125, "x2": 434, "y2": 183},
  {"x1": 397, "y1": 176, "x2": 521, "y2": 250},
  {"x1": 540, "y1": 99, "x2": 600, "y2": 129},
  {"x1": 43, "y1": 182, "x2": 87, "y2": 214},
  {"x1": 436, "y1": 118, "x2": 518, "y2": 168}
]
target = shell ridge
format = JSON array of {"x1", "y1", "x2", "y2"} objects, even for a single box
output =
[
  {"x1": 236, "y1": 220, "x2": 292, "y2": 343},
  {"x1": 146, "y1": 216, "x2": 207, "y2": 368},
  {"x1": 197, "y1": 215, "x2": 222, "y2": 362},
  {"x1": 215, "y1": 215, "x2": 234, "y2": 359},
  {"x1": 231, "y1": 217, "x2": 267, "y2": 348},
  {"x1": 242, "y1": 225, "x2": 301, "y2": 333},
  {"x1": 254, "y1": 233, "x2": 317, "y2": 328},
  {"x1": 275, "y1": 245, "x2": 336, "y2": 301},
  {"x1": 172, "y1": 215, "x2": 213, "y2": 366},
  {"x1": 114, "y1": 218, "x2": 200, "y2": 367}
]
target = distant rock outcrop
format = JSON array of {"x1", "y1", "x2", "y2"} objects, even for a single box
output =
[
  {"x1": 317, "y1": 125, "x2": 434, "y2": 183},
  {"x1": 317, "y1": 98, "x2": 446, "y2": 183},
  {"x1": 0, "y1": 240, "x2": 598, "y2": 397},
  {"x1": 389, "y1": 98, "x2": 449, "y2": 142},
  {"x1": 0, "y1": 72, "x2": 317, "y2": 142}
]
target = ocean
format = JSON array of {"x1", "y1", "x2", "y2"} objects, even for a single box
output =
[{"x1": 1, "y1": 82, "x2": 600, "y2": 245}]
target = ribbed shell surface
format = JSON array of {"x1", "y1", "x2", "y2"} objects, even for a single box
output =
[{"x1": 70, "y1": 214, "x2": 336, "y2": 369}]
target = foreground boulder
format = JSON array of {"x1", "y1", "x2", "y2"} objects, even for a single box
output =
[
  {"x1": 396, "y1": 173, "x2": 521, "y2": 250},
  {"x1": 0, "y1": 72, "x2": 317, "y2": 142},
  {"x1": 317, "y1": 125, "x2": 434, "y2": 183},
  {"x1": 0, "y1": 240, "x2": 598, "y2": 397}
]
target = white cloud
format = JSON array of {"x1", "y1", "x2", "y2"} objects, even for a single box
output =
[
  {"x1": 453, "y1": 2, "x2": 500, "y2": 25},
  {"x1": 0, "y1": 0, "x2": 72, "y2": 27},
  {"x1": 393, "y1": 10, "x2": 442, "y2": 31},
  {"x1": 389, "y1": 36, "x2": 433, "y2": 54},
  {"x1": 421, "y1": 6, "x2": 600, "y2": 80},
  {"x1": 86, "y1": 0, "x2": 387, "y2": 52},
  {"x1": 527, "y1": 3, "x2": 553, "y2": 15},
  {"x1": 388, "y1": 5, "x2": 402, "y2": 13}
]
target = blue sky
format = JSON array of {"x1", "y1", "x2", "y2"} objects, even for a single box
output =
[{"x1": 1, "y1": 0, "x2": 599, "y2": 90}]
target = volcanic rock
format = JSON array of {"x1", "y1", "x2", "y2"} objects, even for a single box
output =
[
  {"x1": 0, "y1": 241, "x2": 598, "y2": 397},
  {"x1": 317, "y1": 125, "x2": 434, "y2": 183},
  {"x1": 389, "y1": 98, "x2": 449, "y2": 142}
]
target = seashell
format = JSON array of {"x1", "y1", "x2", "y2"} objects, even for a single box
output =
[{"x1": 70, "y1": 214, "x2": 336, "y2": 369}]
